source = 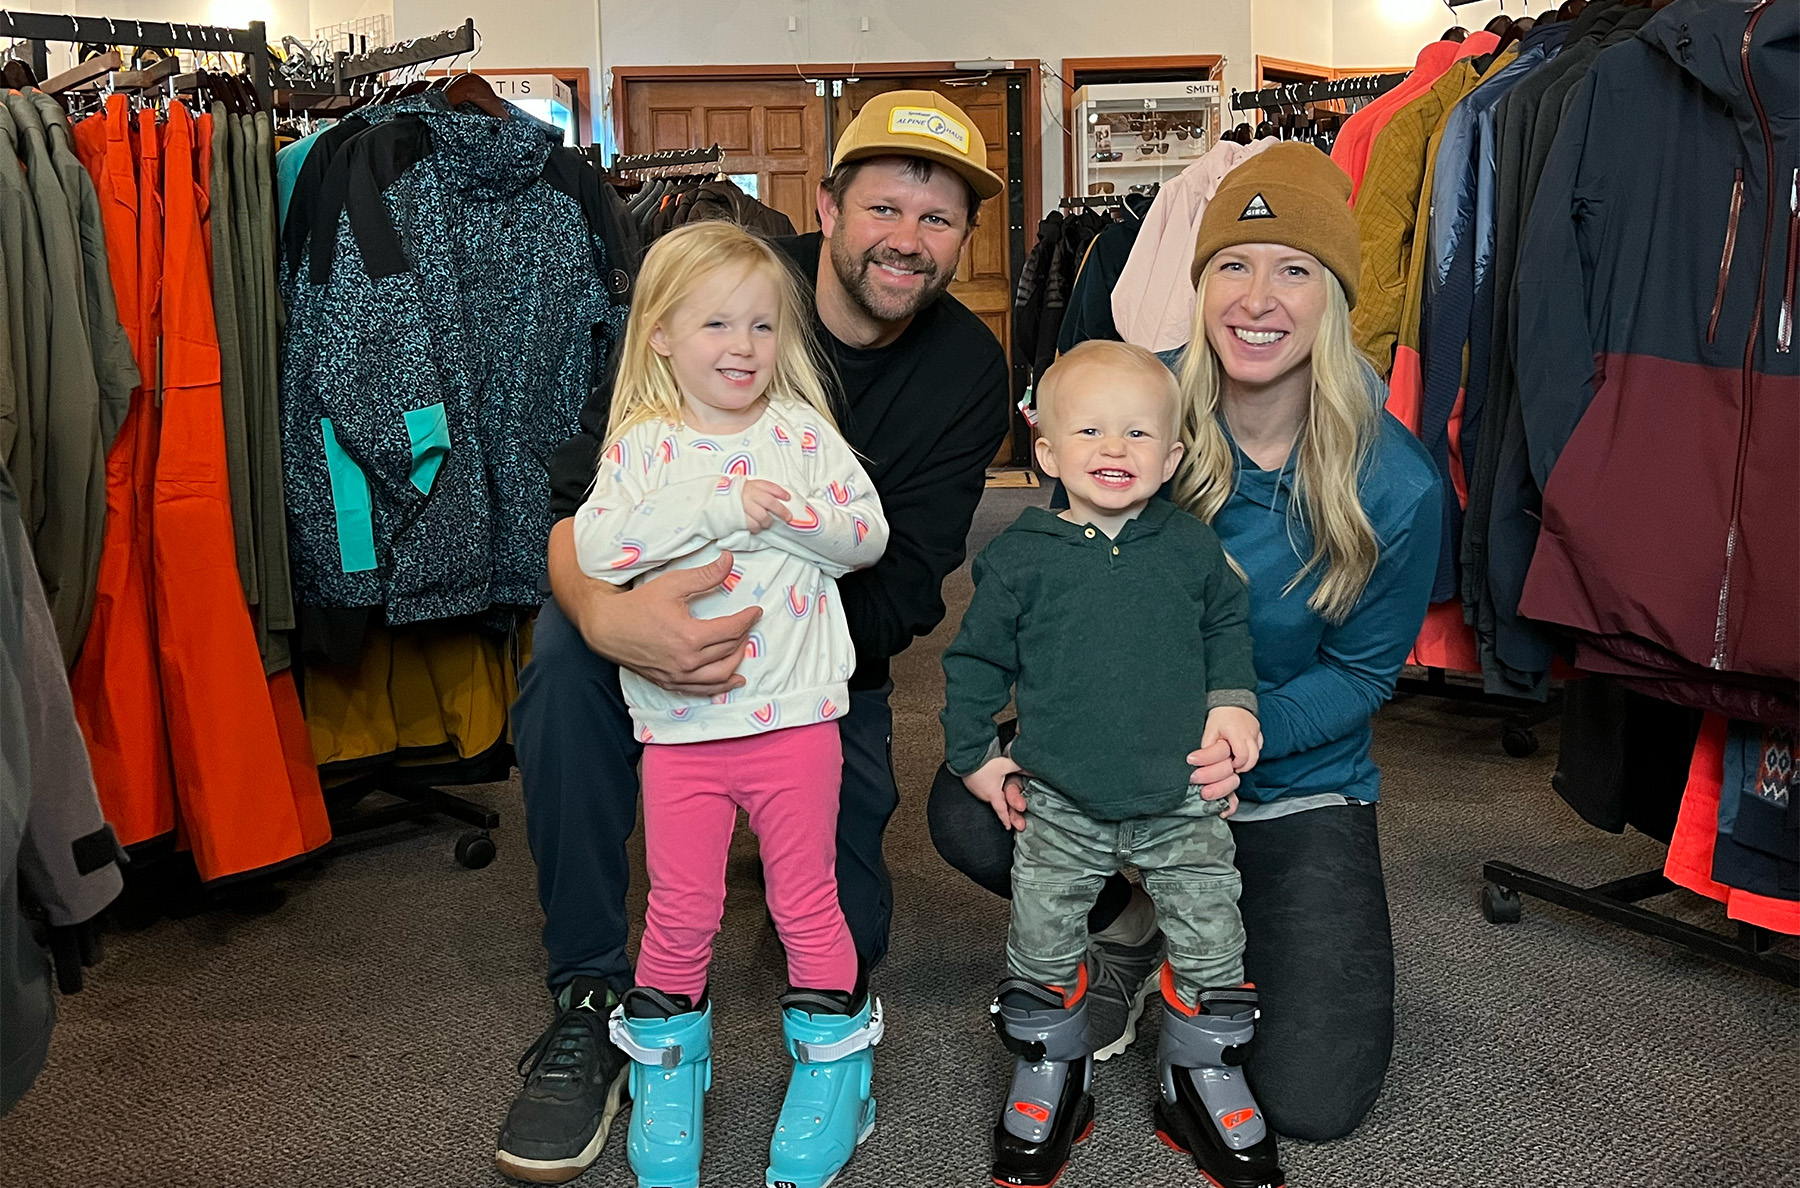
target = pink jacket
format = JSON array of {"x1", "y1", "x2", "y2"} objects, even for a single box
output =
[{"x1": 1111, "y1": 137, "x2": 1278, "y2": 353}]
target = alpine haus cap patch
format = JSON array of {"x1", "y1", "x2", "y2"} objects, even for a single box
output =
[
  {"x1": 1239, "y1": 193, "x2": 1275, "y2": 220},
  {"x1": 888, "y1": 106, "x2": 972, "y2": 154}
]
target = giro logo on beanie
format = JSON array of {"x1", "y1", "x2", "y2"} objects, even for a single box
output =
[{"x1": 1239, "y1": 193, "x2": 1275, "y2": 220}]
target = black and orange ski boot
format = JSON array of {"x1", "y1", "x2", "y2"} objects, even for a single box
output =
[
  {"x1": 988, "y1": 971, "x2": 1095, "y2": 1187},
  {"x1": 1153, "y1": 970, "x2": 1284, "y2": 1188}
]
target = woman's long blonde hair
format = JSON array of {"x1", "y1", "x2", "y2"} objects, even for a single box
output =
[
  {"x1": 603, "y1": 221, "x2": 837, "y2": 449},
  {"x1": 1173, "y1": 265, "x2": 1380, "y2": 624}
]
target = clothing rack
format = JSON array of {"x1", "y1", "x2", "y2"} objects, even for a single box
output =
[
  {"x1": 1231, "y1": 72, "x2": 1407, "y2": 113},
  {"x1": 332, "y1": 17, "x2": 476, "y2": 91},
  {"x1": 612, "y1": 144, "x2": 725, "y2": 176},
  {"x1": 1481, "y1": 864, "x2": 1797, "y2": 984},
  {"x1": 0, "y1": 11, "x2": 272, "y2": 109},
  {"x1": 1060, "y1": 183, "x2": 1159, "y2": 211},
  {"x1": 1394, "y1": 669, "x2": 1561, "y2": 757}
]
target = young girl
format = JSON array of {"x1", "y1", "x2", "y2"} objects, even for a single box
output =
[{"x1": 573, "y1": 220, "x2": 890, "y2": 1188}]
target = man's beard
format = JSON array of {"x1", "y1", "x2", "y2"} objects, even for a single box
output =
[{"x1": 829, "y1": 236, "x2": 955, "y2": 324}]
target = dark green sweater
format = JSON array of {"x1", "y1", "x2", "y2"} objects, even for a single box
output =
[{"x1": 941, "y1": 498, "x2": 1258, "y2": 821}]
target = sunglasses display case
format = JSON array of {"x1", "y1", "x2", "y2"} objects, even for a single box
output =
[{"x1": 1073, "y1": 80, "x2": 1222, "y2": 197}]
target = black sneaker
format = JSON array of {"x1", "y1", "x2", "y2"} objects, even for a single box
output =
[{"x1": 495, "y1": 977, "x2": 631, "y2": 1184}]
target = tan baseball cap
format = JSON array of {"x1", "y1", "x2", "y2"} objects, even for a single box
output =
[{"x1": 830, "y1": 89, "x2": 1005, "y2": 201}]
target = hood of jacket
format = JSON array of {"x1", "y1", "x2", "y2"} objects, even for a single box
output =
[
  {"x1": 363, "y1": 93, "x2": 558, "y2": 200},
  {"x1": 1641, "y1": 0, "x2": 1799, "y2": 136}
]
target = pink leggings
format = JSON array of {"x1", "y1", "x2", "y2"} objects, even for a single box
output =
[{"x1": 636, "y1": 721, "x2": 858, "y2": 1000}]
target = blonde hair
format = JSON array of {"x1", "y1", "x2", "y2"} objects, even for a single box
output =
[
  {"x1": 1173, "y1": 266, "x2": 1380, "y2": 624},
  {"x1": 603, "y1": 222, "x2": 837, "y2": 448},
  {"x1": 1037, "y1": 341, "x2": 1180, "y2": 435}
]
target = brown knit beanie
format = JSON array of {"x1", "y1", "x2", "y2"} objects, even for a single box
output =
[{"x1": 1190, "y1": 142, "x2": 1360, "y2": 307}]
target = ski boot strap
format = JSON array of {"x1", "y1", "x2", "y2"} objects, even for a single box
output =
[
  {"x1": 607, "y1": 1005, "x2": 687, "y2": 1069},
  {"x1": 1161, "y1": 1000, "x2": 1255, "y2": 1069},
  {"x1": 791, "y1": 997, "x2": 885, "y2": 1064},
  {"x1": 990, "y1": 982, "x2": 1091, "y2": 1064}
]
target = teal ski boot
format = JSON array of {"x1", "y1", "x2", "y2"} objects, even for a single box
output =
[
  {"x1": 765, "y1": 988, "x2": 885, "y2": 1188},
  {"x1": 609, "y1": 988, "x2": 713, "y2": 1188}
]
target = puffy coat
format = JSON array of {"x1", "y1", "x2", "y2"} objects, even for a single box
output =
[{"x1": 1515, "y1": 0, "x2": 1799, "y2": 716}]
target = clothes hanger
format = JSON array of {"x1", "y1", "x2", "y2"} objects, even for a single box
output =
[{"x1": 433, "y1": 31, "x2": 506, "y2": 117}]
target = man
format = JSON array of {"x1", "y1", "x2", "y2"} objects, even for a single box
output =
[{"x1": 496, "y1": 91, "x2": 1012, "y2": 1184}]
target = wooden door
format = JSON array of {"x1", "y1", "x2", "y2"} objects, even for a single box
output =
[{"x1": 623, "y1": 79, "x2": 829, "y2": 234}]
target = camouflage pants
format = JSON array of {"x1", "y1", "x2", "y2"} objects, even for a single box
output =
[{"x1": 1008, "y1": 779, "x2": 1245, "y2": 1006}]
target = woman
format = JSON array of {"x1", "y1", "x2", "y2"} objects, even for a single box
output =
[{"x1": 929, "y1": 143, "x2": 1442, "y2": 1142}]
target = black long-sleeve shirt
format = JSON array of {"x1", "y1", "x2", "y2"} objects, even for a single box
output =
[{"x1": 546, "y1": 232, "x2": 1011, "y2": 690}]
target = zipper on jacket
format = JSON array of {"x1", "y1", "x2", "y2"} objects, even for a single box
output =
[
  {"x1": 1713, "y1": 0, "x2": 1777, "y2": 669},
  {"x1": 1708, "y1": 169, "x2": 1744, "y2": 344},
  {"x1": 1779, "y1": 167, "x2": 1797, "y2": 353}
]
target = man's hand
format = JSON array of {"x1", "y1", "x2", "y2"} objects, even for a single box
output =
[
  {"x1": 741, "y1": 480, "x2": 795, "y2": 533},
  {"x1": 1186, "y1": 739, "x2": 1242, "y2": 819},
  {"x1": 1202, "y1": 706, "x2": 1263, "y2": 774},
  {"x1": 962, "y1": 754, "x2": 1028, "y2": 832},
  {"x1": 548, "y1": 520, "x2": 760, "y2": 697}
]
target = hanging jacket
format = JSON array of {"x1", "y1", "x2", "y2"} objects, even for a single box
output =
[
  {"x1": 283, "y1": 96, "x2": 629, "y2": 623},
  {"x1": 1352, "y1": 61, "x2": 1485, "y2": 385},
  {"x1": 1013, "y1": 210, "x2": 1064, "y2": 386},
  {"x1": 1058, "y1": 195, "x2": 1154, "y2": 352},
  {"x1": 1112, "y1": 138, "x2": 1277, "y2": 353},
  {"x1": 1467, "y1": 5, "x2": 1653, "y2": 698},
  {"x1": 3, "y1": 93, "x2": 107, "y2": 664},
  {"x1": 1335, "y1": 33, "x2": 1498, "y2": 203},
  {"x1": 25, "y1": 90, "x2": 136, "y2": 448},
  {"x1": 1515, "y1": 0, "x2": 1800, "y2": 713},
  {"x1": 0, "y1": 460, "x2": 53, "y2": 1117},
  {"x1": 680, "y1": 178, "x2": 796, "y2": 240},
  {"x1": 1416, "y1": 40, "x2": 1548, "y2": 601}
]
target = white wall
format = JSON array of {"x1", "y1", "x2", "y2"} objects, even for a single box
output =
[
  {"x1": 1333, "y1": 0, "x2": 1519, "y2": 69},
  {"x1": 1253, "y1": 0, "x2": 1334, "y2": 69}
]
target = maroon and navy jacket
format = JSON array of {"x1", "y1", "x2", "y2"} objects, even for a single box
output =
[{"x1": 1513, "y1": 0, "x2": 1798, "y2": 720}]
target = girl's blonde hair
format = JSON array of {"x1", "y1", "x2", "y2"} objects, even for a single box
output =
[
  {"x1": 1173, "y1": 264, "x2": 1380, "y2": 624},
  {"x1": 603, "y1": 221, "x2": 837, "y2": 448}
]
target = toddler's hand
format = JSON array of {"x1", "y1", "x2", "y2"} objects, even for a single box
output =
[
  {"x1": 1202, "y1": 706, "x2": 1262, "y2": 774},
  {"x1": 963, "y1": 755, "x2": 1028, "y2": 832},
  {"x1": 741, "y1": 479, "x2": 794, "y2": 533}
]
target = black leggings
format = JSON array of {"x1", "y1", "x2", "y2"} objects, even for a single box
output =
[{"x1": 927, "y1": 761, "x2": 1395, "y2": 1143}]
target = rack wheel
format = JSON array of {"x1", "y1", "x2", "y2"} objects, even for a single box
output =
[
  {"x1": 455, "y1": 831, "x2": 496, "y2": 870},
  {"x1": 1481, "y1": 882, "x2": 1522, "y2": 925},
  {"x1": 1501, "y1": 724, "x2": 1539, "y2": 758}
]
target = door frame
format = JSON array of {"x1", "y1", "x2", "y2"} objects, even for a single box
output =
[
  {"x1": 610, "y1": 60, "x2": 1041, "y2": 252},
  {"x1": 1057, "y1": 55, "x2": 1223, "y2": 194}
]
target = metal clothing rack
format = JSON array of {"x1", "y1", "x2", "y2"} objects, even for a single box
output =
[
  {"x1": 0, "y1": 10, "x2": 273, "y2": 109},
  {"x1": 1394, "y1": 667, "x2": 1561, "y2": 757},
  {"x1": 1231, "y1": 72, "x2": 1408, "y2": 113},
  {"x1": 332, "y1": 17, "x2": 476, "y2": 91},
  {"x1": 1481, "y1": 862, "x2": 1798, "y2": 985},
  {"x1": 611, "y1": 143, "x2": 726, "y2": 177}
]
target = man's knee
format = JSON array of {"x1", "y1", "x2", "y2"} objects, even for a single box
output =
[
  {"x1": 927, "y1": 763, "x2": 1014, "y2": 898},
  {"x1": 1249, "y1": 1007, "x2": 1391, "y2": 1141}
]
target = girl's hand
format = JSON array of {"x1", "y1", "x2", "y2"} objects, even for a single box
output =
[
  {"x1": 1186, "y1": 739, "x2": 1241, "y2": 818},
  {"x1": 742, "y1": 479, "x2": 795, "y2": 533},
  {"x1": 963, "y1": 755, "x2": 1028, "y2": 832}
]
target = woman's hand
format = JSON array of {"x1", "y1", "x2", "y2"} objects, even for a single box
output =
[
  {"x1": 1187, "y1": 739, "x2": 1242, "y2": 819},
  {"x1": 963, "y1": 755, "x2": 1028, "y2": 832},
  {"x1": 741, "y1": 480, "x2": 794, "y2": 533}
]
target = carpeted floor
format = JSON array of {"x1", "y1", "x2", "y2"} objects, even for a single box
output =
[{"x1": 3, "y1": 489, "x2": 1796, "y2": 1188}]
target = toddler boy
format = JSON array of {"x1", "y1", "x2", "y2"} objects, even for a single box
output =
[{"x1": 941, "y1": 340, "x2": 1281, "y2": 1188}]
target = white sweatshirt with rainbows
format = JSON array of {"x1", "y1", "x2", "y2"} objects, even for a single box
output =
[{"x1": 573, "y1": 399, "x2": 890, "y2": 745}]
